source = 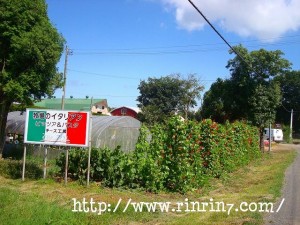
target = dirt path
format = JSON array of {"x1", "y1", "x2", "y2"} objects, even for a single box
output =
[{"x1": 265, "y1": 144, "x2": 300, "y2": 225}]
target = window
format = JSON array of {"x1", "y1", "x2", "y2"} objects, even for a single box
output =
[{"x1": 121, "y1": 108, "x2": 127, "y2": 115}]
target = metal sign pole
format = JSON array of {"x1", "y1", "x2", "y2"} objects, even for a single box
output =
[
  {"x1": 87, "y1": 98, "x2": 93, "y2": 186},
  {"x1": 43, "y1": 145, "x2": 48, "y2": 179},
  {"x1": 22, "y1": 145, "x2": 27, "y2": 181},
  {"x1": 87, "y1": 137, "x2": 92, "y2": 187},
  {"x1": 64, "y1": 147, "x2": 69, "y2": 185}
]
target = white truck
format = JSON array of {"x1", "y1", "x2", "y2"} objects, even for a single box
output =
[{"x1": 264, "y1": 128, "x2": 283, "y2": 142}]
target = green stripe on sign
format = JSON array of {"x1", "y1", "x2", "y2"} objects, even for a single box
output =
[{"x1": 27, "y1": 111, "x2": 46, "y2": 142}]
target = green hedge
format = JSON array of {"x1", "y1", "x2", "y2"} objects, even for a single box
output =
[{"x1": 56, "y1": 117, "x2": 260, "y2": 193}]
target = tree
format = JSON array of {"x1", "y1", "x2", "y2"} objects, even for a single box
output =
[
  {"x1": 227, "y1": 45, "x2": 290, "y2": 118},
  {"x1": 178, "y1": 74, "x2": 204, "y2": 119},
  {"x1": 275, "y1": 70, "x2": 300, "y2": 133},
  {"x1": 0, "y1": 0, "x2": 64, "y2": 153},
  {"x1": 249, "y1": 82, "x2": 281, "y2": 151},
  {"x1": 201, "y1": 78, "x2": 232, "y2": 123},
  {"x1": 201, "y1": 45, "x2": 291, "y2": 150},
  {"x1": 137, "y1": 74, "x2": 203, "y2": 124},
  {"x1": 201, "y1": 45, "x2": 291, "y2": 121}
]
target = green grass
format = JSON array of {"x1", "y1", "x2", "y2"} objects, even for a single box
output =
[
  {"x1": 0, "y1": 146, "x2": 297, "y2": 225},
  {"x1": 0, "y1": 177, "x2": 165, "y2": 225},
  {"x1": 0, "y1": 187, "x2": 89, "y2": 225}
]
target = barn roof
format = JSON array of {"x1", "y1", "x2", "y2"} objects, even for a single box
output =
[{"x1": 111, "y1": 106, "x2": 141, "y2": 114}]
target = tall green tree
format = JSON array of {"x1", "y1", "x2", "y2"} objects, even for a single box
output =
[
  {"x1": 201, "y1": 78, "x2": 233, "y2": 123},
  {"x1": 275, "y1": 70, "x2": 300, "y2": 133},
  {"x1": 249, "y1": 82, "x2": 281, "y2": 150},
  {"x1": 0, "y1": 0, "x2": 64, "y2": 153},
  {"x1": 178, "y1": 74, "x2": 204, "y2": 119},
  {"x1": 137, "y1": 74, "x2": 203, "y2": 124},
  {"x1": 226, "y1": 45, "x2": 290, "y2": 119},
  {"x1": 202, "y1": 45, "x2": 291, "y2": 121},
  {"x1": 201, "y1": 45, "x2": 291, "y2": 150}
]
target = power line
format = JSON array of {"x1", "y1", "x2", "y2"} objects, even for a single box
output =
[
  {"x1": 280, "y1": 103, "x2": 299, "y2": 113},
  {"x1": 70, "y1": 39, "x2": 300, "y2": 56},
  {"x1": 72, "y1": 34, "x2": 300, "y2": 53},
  {"x1": 68, "y1": 69, "x2": 141, "y2": 80},
  {"x1": 281, "y1": 103, "x2": 292, "y2": 112},
  {"x1": 73, "y1": 47, "x2": 227, "y2": 56},
  {"x1": 187, "y1": 0, "x2": 250, "y2": 67},
  {"x1": 68, "y1": 68, "x2": 216, "y2": 82},
  {"x1": 62, "y1": 91, "x2": 137, "y2": 98},
  {"x1": 187, "y1": 0, "x2": 292, "y2": 80}
]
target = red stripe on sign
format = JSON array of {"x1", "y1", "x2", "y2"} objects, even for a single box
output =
[{"x1": 67, "y1": 112, "x2": 88, "y2": 145}]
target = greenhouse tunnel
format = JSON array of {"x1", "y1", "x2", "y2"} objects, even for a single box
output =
[{"x1": 5, "y1": 111, "x2": 141, "y2": 153}]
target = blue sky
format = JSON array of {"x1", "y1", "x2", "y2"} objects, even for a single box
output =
[{"x1": 46, "y1": 0, "x2": 300, "y2": 109}]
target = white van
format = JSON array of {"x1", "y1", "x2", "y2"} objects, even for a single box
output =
[{"x1": 264, "y1": 128, "x2": 283, "y2": 142}]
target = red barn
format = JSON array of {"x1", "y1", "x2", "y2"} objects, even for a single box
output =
[{"x1": 110, "y1": 106, "x2": 140, "y2": 119}]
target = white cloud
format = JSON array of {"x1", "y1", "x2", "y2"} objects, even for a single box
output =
[{"x1": 159, "y1": 0, "x2": 300, "y2": 41}]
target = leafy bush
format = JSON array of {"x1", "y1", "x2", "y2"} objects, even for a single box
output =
[
  {"x1": 136, "y1": 118, "x2": 260, "y2": 193},
  {"x1": 56, "y1": 147, "x2": 135, "y2": 186},
  {"x1": 56, "y1": 117, "x2": 260, "y2": 193}
]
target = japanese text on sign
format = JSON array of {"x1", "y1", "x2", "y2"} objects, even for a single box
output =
[{"x1": 24, "y1": 109, "x2": 90, "y2": 147}]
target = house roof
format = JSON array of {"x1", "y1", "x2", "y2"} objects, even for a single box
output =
[{"x1": 34, "y1": 98, "x2": 107, "y2": 111}]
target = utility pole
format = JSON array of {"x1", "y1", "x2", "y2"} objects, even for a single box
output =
[
  {"x1": 268, "y1": 120, "x2": 271, "y2": 152},
  {"x1": 290, "y1": 109, "x2": 293, "y2": 142},
  {"x1": 61, "y1": 45, "x2": 72, "y2": 110}
]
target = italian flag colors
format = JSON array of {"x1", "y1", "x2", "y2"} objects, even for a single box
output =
[{"x1": 24, "y1": 109, "x2": 90, "y2": 147}]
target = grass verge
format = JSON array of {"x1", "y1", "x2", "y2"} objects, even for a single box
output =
[{"x1": 0, "y1": 145, "x2": 297, "y2": 225}]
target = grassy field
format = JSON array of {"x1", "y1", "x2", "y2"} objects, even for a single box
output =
[{"x1": 0, "y1": 145, "x2": 296, "y2": 225}]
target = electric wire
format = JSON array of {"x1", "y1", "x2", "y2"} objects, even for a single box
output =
[
  {"x1": 68, "y1": 69, "x2": 141, "y2": 80},
  {"x1": 71, "y1": 38, "x2": 300, "y2": 56},
  {"x1": 187, "y1": 0, "x2": 300, "y2": 122},
  {"x1": 187, "y1": 0, "x2": 253, "y2": 69},
  {"x1": 68, "y1": 68, "x2": 216, "y2": 82},
  {"x1": 280, "y1": 103, "x2": 299, "y2": 113}
]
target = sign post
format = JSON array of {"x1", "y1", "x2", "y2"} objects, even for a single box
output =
[
  {"x1": 64, "y1": 147, "x2": 69, "y2": 185},
  {"x1": 22, "y1": 145, "x2": 27, "y2": 181},
  {"x1": 87, "y1": 98, "x2": 93, "y2": 187},
  {"x1": 24, "y1": 109, "x2": 90, "y2": 182},
  {"x1": 43, "y1": 146, "x2": 47, "y2": 179}
]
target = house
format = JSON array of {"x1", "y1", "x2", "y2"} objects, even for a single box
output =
[
  {"x1": 34, "y1": 98, "x2": 110, "y2": 115},
  {"x1": 110, "y1": 106, "x2": 140, "y2": 119}
]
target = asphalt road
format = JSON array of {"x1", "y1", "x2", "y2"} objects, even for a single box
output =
[{"x1": 265, "y1": 144, "x2": 300, "y2": 225}]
